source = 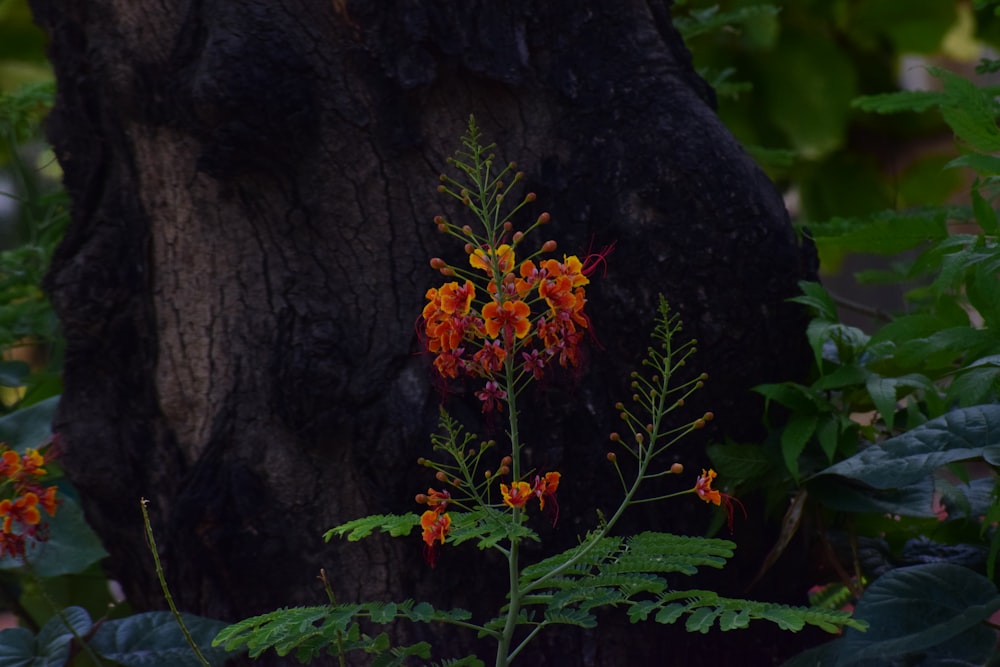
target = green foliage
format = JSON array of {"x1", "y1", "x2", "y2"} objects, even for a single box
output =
[
  {"x1": 0, "y1": 606, "x2": 237, "y2": 667},
  {"x1": 711, "y1": 55, "x2": 1000, "y2": 663},
  {"x1": 324, "y1": 514, "x2": 420, "y2": 542},
  {"x1": 787, "y1": 564, "x2": 1000, "y2": 666},
  {"x1": 213, "y1": 602, "x2": 475, "y2": 665}
]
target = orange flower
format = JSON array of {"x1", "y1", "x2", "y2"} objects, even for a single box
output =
[
  {"x1": 420, "y1": 509, "x2": 451, "y2": 546},
  {"x1": 21, "y1": 449, "x2": 48, "y2": 477},
  {"x1": 0, "y1": 493, "x2": 41, "y2": 534},
  {"x1": 420, "y1": 510, "x2": 451, "y2": 568},
  {"x1": 533, "y1": 472, "x2": 561, "y2": 526},
  {"x1": 426, "y1": 488, "x2": 451, "y2": 513},
  {"x1": 0, "y1": 450, "x2": 20, "y2": 479},
  {"x1": 439, "y1": 280, "x2": 476, "y2": 315},
  {"x1": 469, "y1": 244, "x2": 514, "y2": 277},
  {"x1": 482, "y1": 300, "x2": 531, "y2": 340},
  {"x1": 532, "y1": 472, "x2": 560, "y2": 509},
  {"x1": 694, "y1": 468, "x2": 746, "y2": 533},
  {"x1": 694, "y1": 469, "x2": 721, "y2": 506},
  {"x1": 501, "y1": 481, "x2": 532, "y2": 509},
  {"x1": 473, "y1": 339, "x2": 507, "y2": 374},
  {"x1": 40, "y1": 486, "x2": 58, "y2": 516}
]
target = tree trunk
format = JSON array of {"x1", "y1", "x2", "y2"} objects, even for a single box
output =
[{"x1": 31, "y1": 1, "x2": 819, "y2": 664}]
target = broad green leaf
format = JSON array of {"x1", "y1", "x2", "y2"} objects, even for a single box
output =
[
  {"x1": 706, "y1": 442, "x2": 773, "y2": 481},
  {"x1": 946, "y1": 152, "x2": 1000, "y2": 175},
  {"x1": 807, "y1": 209, "x2": 948, "y2": 256},
  {"x1": 0, "y1": 606, "x2": 92, "y2": 667},
  {"x1": 971, "y1": 185, "x2": 1000, "y2": 235},
  {"x1": 781, "y1": 413, "x2": 818, "y2": 481},
  {"x1": 760, "y1": 33, "x2": 856, "y2": 158},
  {"x1": 89, "y1": 612, "x2": 237, "y2": 667},
  {"x1": 0, "y1": 495, "x2": 108, "y2": 576},
  {"x1": 838, "y1": 564, "x2": 1000, "y2": 664},
  {"x1": 945, "y1": 365, "x2": 1000, "y2": 407},
  {"x1": 865, "y1": 373, "x2": 936, "y2": 431},
  {"x1": 0, "y1": 395, "x2": 58, "y2": 451},
  {"x1": 936, "y1": 68, "x2": 1000, "y2": 152},
  {"x1": 812, "y1": 405, "x2": 1000, "y2": 489},
  {"x1": 789, "y1": 281, "x2": 837, "y2": 321}
]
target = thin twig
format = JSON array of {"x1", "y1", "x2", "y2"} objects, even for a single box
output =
[{"x1": 140, "y1": 498, "x2": 212, "y2": 667}]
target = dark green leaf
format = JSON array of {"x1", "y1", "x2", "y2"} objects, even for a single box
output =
[
  {"x1": 838, "y1": 564, "x2": 1000, "y2": 663},
  {"x1": 0, "y1": 495, "x2": 108, "y2": 576},
  {"x1": 0, "y1": 395, "x2": 58, "y2": 451},
  {"x1": 812, "y1": 405, "x2": 1000, "y2": 489},
  {"x1": 90, "y1": 612, "x2": 237, "y2": 667}
]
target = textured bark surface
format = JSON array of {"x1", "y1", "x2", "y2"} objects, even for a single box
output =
[{"x1": 31, "y1": 0, "x2": 820, "y2": 664}]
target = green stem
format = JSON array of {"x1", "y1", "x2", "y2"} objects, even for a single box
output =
[
  {"x1": 140, "y1": 499, "x2": 212, "y2": 667},
  {"x1": 495, "y1": 346, "x2": 523, "y2": 667}
]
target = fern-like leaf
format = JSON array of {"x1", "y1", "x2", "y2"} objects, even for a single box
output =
[
  {"x1": 448, "y1": 507, "x2": 539, "y2": 549},
  {"x1": 324, "y1": 513, "x2": 420, "y2": 542}
]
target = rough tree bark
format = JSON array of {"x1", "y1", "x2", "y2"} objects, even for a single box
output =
[{"x1": 31, "y1": 1, "x2": 819, "y2": 664}]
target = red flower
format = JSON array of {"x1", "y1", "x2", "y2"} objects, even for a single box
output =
[
  {"x1": 532, "y1": 472, "x2": 561, "y2": 525},
  {"x1": 500, "y1": 481, "x2": 532, "y2": 509},
  {"x1": 482, "y1": 299, "x2": 532, "y2": 340},
  {"x1": 476, "y1": 380, "x2": 507, "y2": 413},
  {"x1": 420, "y1": 510, "x2": 452, "y2": 568},
  {"x1": 694, "y1": 468, "x2": 745, "y2": 533},
  {"x1": 694, "y1": 469, "x2": 721, "y2": 506}
]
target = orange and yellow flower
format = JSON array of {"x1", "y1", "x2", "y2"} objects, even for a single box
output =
[
  {"x1": 500, "y1": 481, "x2": 532, "y2": 509},
  {"x1": 469, "y1": 244, "x2": 515, "y2": 277},
  {"x1": 482, "y1": 299, "x2": 531, "y2": 340},
  {"x1": 694, "y1": 469, "x2": 721, "y2": 506},
  {"x1": 420, "y1": 510, "x2": 452, "y2": 568}
]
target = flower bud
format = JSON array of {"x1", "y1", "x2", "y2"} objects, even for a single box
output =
[
  {"x1": 433, "y1": 215, "x2": 446, "y2": 225},
  {"x1": 415, "y1": 493, "x2": 428, "y2": 504},
  {"x1": 436, "y1": 471, "x2": 448, "y2": 482},
  {"x1": 694, "y1": 419, "x2": 706, "y2": 430},
  {"x1": 498, "y1": 465, "x2": 510, "y2": 476},
  {"x1": 525, "y1": 192, "x2": 536, "y2": 202},
  {"x1": 512, "y1": 231, "x2": 524, "y2": 244},
  {"x1": 437, "y1": 185, "x2": 446, "y2": 193},
  {"x1": 417, "y1": 457, "x2": 426, "y2": 466},
  {"x1": 703, "y1": 412, "x2": 714, "y2": 422},
  {"x1": 635, "y1": 432, "x2": 644, "y2": 444},
  {"x1": 485, "y1": 470, "x2": 492, "y2": 479},
  {"x1": 536, "y1": 211, "x2": 549, "y2": 223},
  {"x1": 646, "y1": 423, "x2": 653, "y2": 433},
  {"x1": 509, "y1": 162, "x2": 518, "y2": 170},
  {"x1": 441, "y1": 267, "x2": 454, "y2": 276},
  {"x1": 541, "y1": 240, "x2": 557, "y2": 253},
  {"x1": 670, "y1": 463, "x2": 684, "y2": 475},
  {"x1": 439, "y1": 174, "x2": 447, "y2": 182},
  {"x1": 609, "y1": 432, "x2": 621, "y2": 442},
  {"x1": 615, "y1": 402, "x2": 625, "y2": 410},
  {"x1": 514, "y1": 171, "x2": 524, "y2": 181},
  {"x1": 607, "y1": 452, "x2": 617, "y2": 462},
  {"x1": 430, "y1": 258, "x2": 447, "y2": 270},
  {"x1": 437, "y1": 223, "x2": 448, "y2": 233},
  {"x1": 501, "y1": 456, "x2": 512, "y2": 467},
  {"x1": 496, "y1": 194, "x2": 504, "y2": 202},
  {"x1": 675, "y1": 399, "x2": 684, "y2": 408},
  {"x1": 503, "y1": 221, "x2": 513, "y2": 232},
  {"x1": 701, "y1": 372, "x2": 709, "y2": 380},
  {"x1": 462, "y1": 225, "x2": 473, "y2": 235}
]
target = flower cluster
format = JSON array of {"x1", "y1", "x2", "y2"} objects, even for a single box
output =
[
  {"x1": 422, "y1": 242, "x2": 593, "y2": 409},
  {"x1": 418, "y1": 487, "x2": 451, "y2": 569},
  {"x1": 0, "y1": 442, "x2": 59, "y2": 559},
  {"x1": 500, "y1": 471, "x2": 561, "y2": 523}
]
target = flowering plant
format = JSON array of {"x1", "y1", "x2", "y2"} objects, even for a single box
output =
[
  {"x1": 214, "y1": 119, "x2": 865, "y2": 665},
  {"x1": 0, "y1": 440, "x2": 59, "y2": 560}
]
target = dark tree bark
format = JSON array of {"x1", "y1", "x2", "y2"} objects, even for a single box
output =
[{"x1": 30, "y1": 1, "x2": 820, "y2": 664}]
